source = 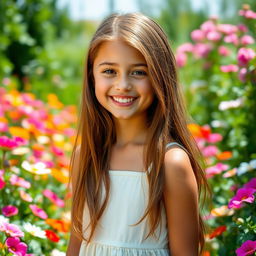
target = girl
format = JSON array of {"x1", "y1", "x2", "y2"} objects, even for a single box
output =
[{"x1": 67, "y1": 12, "x2": 210, "y2": 256}]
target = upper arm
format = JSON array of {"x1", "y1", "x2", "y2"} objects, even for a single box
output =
[
  {"x1": 163, "y1": 147, "x2": 199, "y2": 256},
  {"x1": 67, "y1": 146, "x2": 82, "y2": 256}
]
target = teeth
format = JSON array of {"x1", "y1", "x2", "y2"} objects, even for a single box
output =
[{"x1": 112, "y1": 97, "x2": 135, "y2": 103}]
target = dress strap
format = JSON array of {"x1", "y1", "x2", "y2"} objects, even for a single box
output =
[
  {"x1": 166, "y1": 142, "x2": 189, "y2": 154},
  {"x1": 147, "y1": 142, "x2": 188, "y2": 174}
]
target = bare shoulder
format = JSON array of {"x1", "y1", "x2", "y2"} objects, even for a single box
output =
[
  {"x1": 163, "y1": 146, "x2": 199, "y2": 255},
  {"x1": 164, "y1": 146, "x2": 196, "y2": 184}
]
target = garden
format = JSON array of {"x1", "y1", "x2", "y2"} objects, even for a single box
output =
[{"x1": 0, "y1": 1, "x2": 255, "y2": 255}]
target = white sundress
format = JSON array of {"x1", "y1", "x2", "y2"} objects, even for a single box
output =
[{"x1": 79, "y1": 142, "x2": 187, "y2": 256}]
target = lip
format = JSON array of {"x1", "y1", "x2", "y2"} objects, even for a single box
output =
[{"x1": 109, "y1": 96, "x2": 138, "y2": 107}]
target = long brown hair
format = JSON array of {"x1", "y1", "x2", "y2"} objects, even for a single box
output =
[{"x1": 69, "y1": 12, "x2": 211, "y2": 254}]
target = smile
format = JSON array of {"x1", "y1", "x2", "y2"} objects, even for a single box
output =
[{"x1": 110, "y1": 96, "x2": 137, "y2": 106}]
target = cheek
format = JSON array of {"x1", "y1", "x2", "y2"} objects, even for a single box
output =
[{"x1": 94, "y1": 77, "x2": 111, "y2": 97}]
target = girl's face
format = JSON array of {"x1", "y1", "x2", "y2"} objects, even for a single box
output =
[{"x1": 92, "y1": 40, "x2": 155, "y2": 121}]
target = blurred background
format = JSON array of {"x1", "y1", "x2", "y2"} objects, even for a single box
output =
[{"x1": 0, "y1": 1, "x2": 255, "y2": 255}]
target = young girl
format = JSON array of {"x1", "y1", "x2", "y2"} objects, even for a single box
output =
[{"x1": 67, "y1": 12, "x2": 210, "y2": 256}]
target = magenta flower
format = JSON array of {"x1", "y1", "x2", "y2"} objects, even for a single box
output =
[
  {"x1": 43, "y1": 189, "x2": 65, "y2": 207},
  {"x1": 0, "y1": 122, "x2": 8, "y2": 132},
  {"x1": 202, "y1": 145, "x2": 218, "y2": 157},
  {"x1": 51, "y1": 145, "x2": 64, "y2": 156},
  {"x1": 236, "y1": 240, "x2": 256, "y2": 256},
  {"x1": 220, "y1": 64, "x2": 239, "y2": 73},
  {"x1": 228, "y1": 188, "x2": 255, "y2": 209},
  {"x1": 218, "y1": 46, "x2": 230, "y2": 56},
  {"x1": 29, "y1": 204, "x2": 48, "y2": 219},
  {"x1": 191, "y1": 29, "x2": 205, "y2": 41},
  {"x1": 243, "y1": 178, "x2": 256, "y2": 190},
  {"x1": 237, "y1": 24, "x2": 248, "y2": 33},
  {"x1": 240, "y1": 35, "x2": 255, "y2": 45},
  {"x1": 0, "y1": 222, "x2": 24, "y2": 237},
  {"x1": 6, "y1": 237, "x2": 27, "y2": 256},
  {"x1": 0, "y1": 136, "x2": 19, "y2": 150},
  {"x1": 2, "y1": 205, "x2": 19, "y2": 217},
  {"x1": 10, "y1": 174, "x2": 31, "y2": 189},
  {"x1": 237, "y1": 48, "x2": 255, "y2": 66},
  {"x1": 0, "y1": 177, "x2": 5, "y2": 189}
]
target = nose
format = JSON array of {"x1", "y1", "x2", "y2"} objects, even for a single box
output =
[{"x1": 115, "y1": 75, "x2": 132, "y2": 91}]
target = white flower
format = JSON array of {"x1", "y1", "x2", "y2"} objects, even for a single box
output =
[
  {"x1": 0, "y1": 215, "x2": 9, "y2": 225},
  {"x1": 218, "y1": 98, "x2": 244, "y2": 111},
  {"x1": 11, "y1": 147, "x2": 30, "y2": 155},
  {"x1": 23, "y1": 223, "x2": 46, "y2": 239},
  {"x1": 51, "y1": 249, "x2": 66, "y2": 256},
  {"x1": 21, "y1": 161, "x2": 51, "y2": 175},
  {"x1": 37, "y1": 135, "x2": 50, "y2": 144}
]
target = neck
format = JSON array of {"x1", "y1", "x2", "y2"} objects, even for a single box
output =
[{"x1": 114, "y1": 116, "x2": 148, "y2": 147}]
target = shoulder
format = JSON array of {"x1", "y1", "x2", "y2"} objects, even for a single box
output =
[{"x1": 163, "y1": 145, "x2": 198, "y2": 193}]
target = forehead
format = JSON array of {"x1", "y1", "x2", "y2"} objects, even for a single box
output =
[{"x1": 93, "y1": 40, "x2": 146, "y2": 64}]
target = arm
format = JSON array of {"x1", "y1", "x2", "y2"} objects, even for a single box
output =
[
  {"x1": 163, "y1": 147, "x2": 199, "y2": 256},
  {"x1": 66, "y1": 147, "x2": 82, "y2": 256}
]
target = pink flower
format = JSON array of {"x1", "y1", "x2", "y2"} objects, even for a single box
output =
[
  {"x1": 193, "y1": 43, "x2": 212, "y2": 58},
  {"x1": 19, "y1": 190, "x2": 33, "y2": 202},
  {"x1": 0, "y1": 222, "x2": 24, "y2": 237},
  {"x1": 177, "y1": 43, "x2": 194, "y2": 53},
  {"x1": 207, "y1": 31, "x2": 222, "y2": 41},
  {"x1": 240, "y1": 35, "x2": 255, "y2": 45},
  {"x1": 2, "y1": 205, "x2": 19, "y2": 217},
  {"x1": 244, "y1": 10, "x2": 256, "y2": 19},
  {"x1": 51, "y1": 145, "x2": 64, "y2": 156},
  {"x1": 176, "y1": 52, "x2": 187, "y2": 67},
  {"x1": 224, "y1": 34, "x2": 239, "y2": 45},
  {"x1": 236, "y1": 240, "x2": 256, "y2": 256},
  {"x1": 243, "y1": 178, "x2": 256, "y2": 190},
  {"x1": 191, "y1": 29, "x2": 205, "y2": 41},
  {"x1": 238, "y1": 68, "x2": 247, "y2": 82},
  {"x1": 10, "y1": 174, "x2": 31, "y2": 189},
  {"x1": 228, "y1": 188, "x2": 255, "y2": 209},
  {"x1": 220, "y1": 64, "x2": 239, "y2": 73},
  {"x1": 207, "y1": 133, "x2": 223, "y2": 143},
  {"x1": 0, "y1": 122, "x2": 8, "y2": 132},
  {"x1": 217, "y1": 24, "x2": 238, "y2": 35},
  {"x1": 43, "y1": 189, "x2": 65, "y2": 207},
  {"x1": 218, "y1": 46, "x2": 230, "y2": 56},
  {"x1": 237, "y1": 48, "x2": 255, "y2": 66},
  {"x1": 206, "y1": 162, "x2": 229, "y2": 178},
  {"x1": 200, "y1": 20, "x2": 216, "y2": 33},
  {"x1": 237, "y1": 24, "x2": 248, "y2": 33},
  {"x1": 202, "y1": 145, "x2": 218, "y2": 157},
  {"x1": 29, "y1": 204, "x2": 48, "y2": 219},
  {"x1": 6, "y1": 237, "x2": 27, "y2": 256},
  {"x1": 0, "y1": 177, "x2": 5, "y2": 189}
]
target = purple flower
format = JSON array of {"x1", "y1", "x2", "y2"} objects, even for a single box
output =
[
  {"x1": 228, "y1": 188, "x2": 255, "y2": 209},
  {"x1": 237, "y1": 48, "x2": 255, "y2": 66},
  {"x1": 243, "y1": 178, "x2": 256, "y2": 191},
  {"x1": 236, "y1": 240, "x2": 256, "y2": 256},
  {"x1": 2, "y1": 205, "x2": 19, "y2": 217},
  {"x1": 6, "y1": 237, "x2": 27, "y2": 256}
]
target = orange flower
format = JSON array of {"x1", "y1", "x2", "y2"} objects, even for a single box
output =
[
  {"x1": 208, "y1": 225, "x2": 227, "y2": 239},
  {"x1": 203, "y1": 251, "x2": 210, "y2": 256},
  {"x1": 187, "y1": 123, "x2": 202, "y2": 137},
  {"x1": 217, "y1": 151, "x2": 232, "y2": 160},
  {"x1": 8, "y1": 110, "x2": 22, "y2": 120},
  {"x1": 51, "y1": 168, "x2": 69, "y2": 183},
  {"x1": 9, "y1": 127, "x2": 30, "y2": 140},
  {"x1": 47, "y1": 94, "x2": 63, "y2": 109},
  {"x1": 46, "y1": 219, "x2": 70, "y2": 233}
]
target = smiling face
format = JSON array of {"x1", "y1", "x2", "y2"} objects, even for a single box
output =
[{"x1": 92, "y1": 40, "x2": 155, "y2": 122}]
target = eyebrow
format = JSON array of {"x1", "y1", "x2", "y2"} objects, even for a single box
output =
[{"x1": 98, "y1": 62, "x2": 147, "y2": 67}]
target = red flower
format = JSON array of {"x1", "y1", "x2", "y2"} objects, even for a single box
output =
[
  {"x1": 209, "y1": 225, "x2": 227, "y2": 239},
  {"x1": 45, "y1": 229, "x2": 60, "y2": 242}
]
